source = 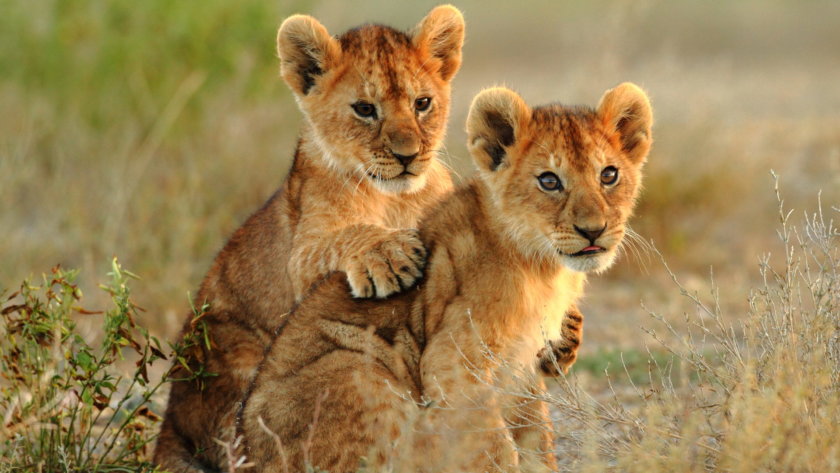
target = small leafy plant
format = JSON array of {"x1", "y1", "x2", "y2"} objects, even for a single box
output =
[{"x1": 0, "y1": 259, "x2": 167, "y2": 472}]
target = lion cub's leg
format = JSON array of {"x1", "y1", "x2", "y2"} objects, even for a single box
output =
[
  {"x1": 290, "y1": 224, "x2": 427, "y2": 300},
  {"x1": 537, "y1": 304, "x2": 584, "y2": 376},
  {"x1": 414, "y1": 397, "x2": 519, "y2": 473},
  {"x1": 506, "y1": 378, "x2": 557, "y2": 473},
  {"x1": 241, "y1": 348, "x2": 420, "y2": 473},
  {"x1": 155, "y1": 313, "x2": 270, "y2": 471},
  {"x1": 239, "y1": 274, "x2": 425, "y2": 472},
  {"x1": 315, "y1": 319, "x2": 418, "y2": 389}
]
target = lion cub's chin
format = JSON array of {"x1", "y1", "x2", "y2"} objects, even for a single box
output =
[
  {"x1": 560, "y1": 249, "x2": 618, "y2": 274},
  {"x1": 367, "y1": 173, "x2": 428, "y2": 195}
]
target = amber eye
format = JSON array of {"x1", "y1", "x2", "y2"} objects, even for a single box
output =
[
  {"x1": 414, "y1": 97, "x2": 432, "y2": 112},
  {"x1": 600, "y1": 166, "x2": 619, "y2": 185},
  {"x1": 352, "y1": 101, "x2": 377, "y2": 118},
  {"x1": 537, "y1": 172, "x2": 563, "y2": 191}
]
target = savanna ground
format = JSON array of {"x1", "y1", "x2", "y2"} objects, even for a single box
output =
[{"x1": 1, "y1": 1, "x2": 838, "y2": 471}]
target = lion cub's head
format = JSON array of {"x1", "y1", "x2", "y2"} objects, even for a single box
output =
[
  {"x1": 276, "y1": 6, "x2": 464, "y2": 194},
  {"x1": 466, "y1": 84, "x2": 653, "y2": 273}
]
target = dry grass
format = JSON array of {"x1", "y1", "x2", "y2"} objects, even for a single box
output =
[{"x1": 1, "y1": 0, "x2": 839, "y2": 471}]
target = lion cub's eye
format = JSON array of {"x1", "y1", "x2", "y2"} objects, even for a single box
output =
[
  {"x1": 352, "y1": 101, "x2": 377, "y2": 119},
  {"x1": 600, "y1": 166, "x2": 619, "y2": 185},
  {"x1": 414, "y1": 97, "x2": 432, "y2": 112},
  {"x1": 537, "y1": 172, "x2": 563, "y2": 191}
]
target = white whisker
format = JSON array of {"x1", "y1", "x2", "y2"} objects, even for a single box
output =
[
  {"x1": 353, "y1": 162, "x2": 377, "y2": 195},
  {"x1": 620, "y1": 226, "x2": 653, "y2": 272},
  {"x1": 435, "y1": 144, "x2": 464, "y2": 181}
]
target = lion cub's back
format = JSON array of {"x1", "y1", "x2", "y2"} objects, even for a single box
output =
[{"x1": 238, "y1": 273, "x2": 422, "y2": 470}]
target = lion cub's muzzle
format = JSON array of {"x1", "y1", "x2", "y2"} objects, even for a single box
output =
[
  {"x1": 568, "y1": 223, "x2": 608, "y2": 256},
  {"x1": 556, "y1": 224, "x2": 624, "y2": 273},
  {"x1": 371, "y1": 149, "x2": 430, "y2": 179},
  {"x1": 364, "y1": 149, "x2": 432, "y2": 194}
]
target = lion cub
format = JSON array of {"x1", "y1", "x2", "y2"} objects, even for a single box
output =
[
  {"x1": 239, "y1": 83, "x2": 653, "y2": 472},
  {"x1": 154, "y1": 6, "x2": 465, "y2": 472}
]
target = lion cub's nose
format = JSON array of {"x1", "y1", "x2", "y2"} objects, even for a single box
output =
[
  {"x1": 384, "y1": 126, "x2": 420, "y2": 165},
  {"x1": 391, "y1": 151, "x2": 418, "y2": 166},
  {"x1": 574, "y1": 224, "x2": 606, "y2": 243}
]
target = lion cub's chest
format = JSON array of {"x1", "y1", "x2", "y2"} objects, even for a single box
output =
[
  {"x1": 347, "y1": 192, "x2": 428, "y2": 230},
  {"x1": 505, "y1": 270, "x2": 585, "y2": 373}
]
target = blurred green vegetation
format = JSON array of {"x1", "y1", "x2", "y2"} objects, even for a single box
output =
[
  {"x1": 573, "y1": 348, "x2": 677, "y2": 385},
  {"x1": 0, "y1": 0, "x2": 310, "y2": 333},
  {"x1": 1, "y1": 0, "x2": 294, "y2": 121}
]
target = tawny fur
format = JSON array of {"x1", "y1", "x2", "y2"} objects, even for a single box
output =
[
  {"x1": 537, "y1": 304, "x2": 584, "y2": 376},
  {"x1": 238, "y1": 83, "x2": 653, "y2": 473},
  {"x1": 154, "y1": 6, "x2": 465, "y2": 472}
]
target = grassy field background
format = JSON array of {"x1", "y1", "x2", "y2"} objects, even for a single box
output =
[
  {"x1": 1, "y1": 1, "x2": 839, "y2": 470},
  {"x1": 2, "y1": 0, "x2": 838, "y2": 343}
]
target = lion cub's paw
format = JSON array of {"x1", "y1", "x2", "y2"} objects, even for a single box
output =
[
  {"x1": 345, "y1": 229, "x2": 426, "y2": 299},
  {"x1": 537, "y1": 339, "x2": 579, "y2": 376},
  {"x1": 538, "y1": 306, "x2": 583, "y2": 376}
]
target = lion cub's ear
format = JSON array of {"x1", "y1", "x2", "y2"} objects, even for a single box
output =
[
  {"x1": 466, "y1": 87, "x2": 531, "y2": 172},
  {"x1": 277, "y1": 15, "x2": 341, "y2": 96},
  {"x1": 412, "y1": 5, "x2": 465, "y2": 82},
  {"x1": 597, "y1": 82, "x2": 653, "y2": 164}
]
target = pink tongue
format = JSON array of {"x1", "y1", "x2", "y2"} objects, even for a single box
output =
[{"x1": 583, "y1": 246, "x2": 601, "y2": 252}]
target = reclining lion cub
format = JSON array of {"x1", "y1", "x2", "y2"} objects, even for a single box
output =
[
  {"x1": 155, "y1": 6, "x2": 465, "y2": 472},
  {"x1": 239, "y1": 83, "x2": 653, "y2": 472}
]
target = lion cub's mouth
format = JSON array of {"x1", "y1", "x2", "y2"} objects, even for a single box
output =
[
  {"x1": 569, "y1": 246, "x2": 606, "y2": 257},
  {"x1": 366, "y1": 170, "x2": 416, "y2": 181}
]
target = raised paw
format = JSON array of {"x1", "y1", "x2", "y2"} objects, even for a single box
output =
[
  {"x1": 537, "y1": 306, "x2": 584, "y2": 376},
  {"x1": 345, "y1": 229, "x2": 427, "y2": 299},
  {"x1": 537, "y1": 339, "x2": 579, "y2": 376}
]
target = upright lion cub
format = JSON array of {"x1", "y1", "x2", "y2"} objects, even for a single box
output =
[
  {"x1": 239, "y1": 83, "x2": 653, "y2": 473},
  {"x1": 154, "y1": 6, "x2": 464, "y2": 472}
]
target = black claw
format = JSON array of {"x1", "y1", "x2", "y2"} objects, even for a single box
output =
[
  {"x1": 539, "y1": 361, "x2": 560, "y2": 376},
  {"x1": 389, "y1": 274, "x2": 400, "y2": 292},
  {"x1": 365, "y1": 272, "x2": 376, "y2": 299},
  {"x1": 388, "y1": 261, "x2": 412, "y2": 292}
]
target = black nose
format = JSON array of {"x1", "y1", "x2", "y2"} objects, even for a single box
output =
[
  {"x1": 392, "y1": 152, "x2": 418, "y2": 166},
  {"x1": 574, "y1": 225, "x2": 606, "y2": 243}
]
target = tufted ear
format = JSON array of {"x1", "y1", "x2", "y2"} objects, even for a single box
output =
[
  {"x1": 277, "y1": 15, "x2": 341, "y2": 96},
  {"x1": 466, "y1": 87, "x2": 531, "y2": 172},
  {"x1": 597, "y1": 82, "x2": 653, "y2": 164},
  {"x1": 411, "y1": 5, "x2": 465, "y2": 82}
]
